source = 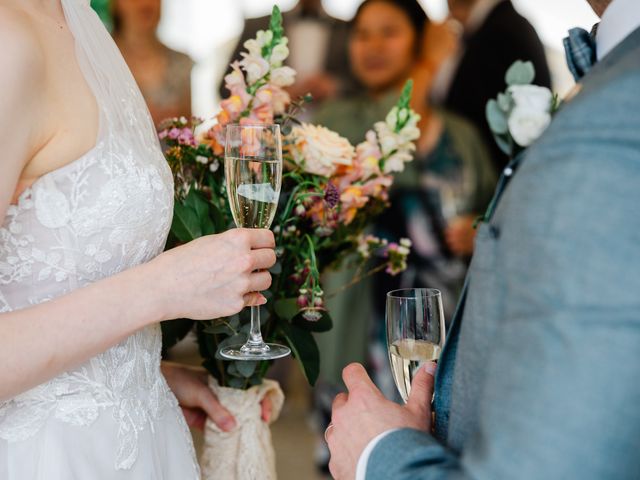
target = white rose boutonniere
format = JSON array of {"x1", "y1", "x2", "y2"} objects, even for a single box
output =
[{"x1": 486, "y1": 61, "x2": 559, "y2": 156}]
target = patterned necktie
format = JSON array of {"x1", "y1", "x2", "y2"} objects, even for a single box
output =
[{"x1": 563, "y1": 26, "x2": 598, "y2": 82}]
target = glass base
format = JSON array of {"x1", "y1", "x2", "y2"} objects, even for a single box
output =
[{"x1": 219, "y1": 342, "x2": 291, "y2": 360}]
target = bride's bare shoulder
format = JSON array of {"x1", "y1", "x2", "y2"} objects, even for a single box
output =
[{"x1": 0, "y1": 4, "x2": 44, "y2": 76}]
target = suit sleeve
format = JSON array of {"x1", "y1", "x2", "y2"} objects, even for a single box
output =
[{"x1": 366, "y1": 70, "x2": 640, "y2": 480}]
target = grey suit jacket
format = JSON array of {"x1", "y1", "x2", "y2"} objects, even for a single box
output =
[{"x1": 367, "y1": 26, "x2": 640, "y2": 479}]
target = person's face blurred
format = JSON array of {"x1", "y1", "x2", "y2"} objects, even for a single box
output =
[
  {"x1": 350, "y1": 2, "x2": 418, "y2": 93},
  {"x1": 115, "y1": 0, "x2": 161, "y2": 35}
]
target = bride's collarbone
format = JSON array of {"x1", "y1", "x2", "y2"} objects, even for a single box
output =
[{"x1": 19, "y1": 11, "x2": 99, "y2": 191}]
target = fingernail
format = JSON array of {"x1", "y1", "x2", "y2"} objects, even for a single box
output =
[
  {"x1": 222, "y1": 418, "x2": 236, "y2": 431},
  {"x1": 424, "y1": 362, "x2": 437, "y2": 376}
]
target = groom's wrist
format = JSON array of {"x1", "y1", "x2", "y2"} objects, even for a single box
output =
[{"x1": 355, "y1": 429, "x2": 399, "y2": 480}]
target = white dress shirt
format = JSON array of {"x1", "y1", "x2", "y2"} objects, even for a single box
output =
[{"x1": 596, "y1": 0, "x2": 640, "y2": 60}]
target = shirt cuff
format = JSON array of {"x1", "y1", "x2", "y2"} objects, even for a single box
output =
[{"x1": 355, "y1": 429, "x2": 399, "y2": 480}]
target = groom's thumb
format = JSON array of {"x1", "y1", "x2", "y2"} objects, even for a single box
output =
[{"x1": 406, "y1": 362, "x2": 436, "y2": 419}]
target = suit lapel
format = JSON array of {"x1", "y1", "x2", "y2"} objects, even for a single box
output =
[{"x1": 433, "y1": 152, "x2": 526, "y2": 441}]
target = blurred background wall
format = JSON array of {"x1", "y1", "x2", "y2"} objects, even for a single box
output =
[{"x1": 95, "y1": 0, "x2": 597, "y2": 118}]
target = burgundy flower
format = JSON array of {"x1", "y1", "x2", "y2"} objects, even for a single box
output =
[{"x1": 324, "y1": 183, "x2": 339, "y2": 209}]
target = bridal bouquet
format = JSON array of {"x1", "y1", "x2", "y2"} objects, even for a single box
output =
[{"x1": 160, "y1": 6, "x2": 419, "y2": 389}]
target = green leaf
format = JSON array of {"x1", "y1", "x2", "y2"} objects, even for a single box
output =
[
  {"x1": 292, "y1": 310, "x2": 333, "y2": 333},
  {"x1": 280, "y1": 322, "x2": 320, "y2": 385},
  {"x1": 160, "y1": 319, "x2": 195, "y2": 353},
  {"x1": 227, "y1": 377, "x2": 247, "y2": 389},
  {"x1": 171, "y1": 202, "x2": 201, "y2": 242},
  {"x1": 485, "y1": 100, "x2": 508, "y2": 135},
  {"x1": 505, "y1": 60, "x2": 535, "y2": 86},
  {"x1": 274, "y1": 298, "x2": 299, "y2": 321},
  {"x1": 269, "y1": 262, "x2": 282, "y2": 275},
  {"x1": 269, "y1": 5, "x2": 284, "y2": 44},
  {"x1": 497, "y1": 92, "x2": 513, "y2": 112},
  {"x1": 182, "y1": 189, "x2": 215, "y2": 236},
  {"x1": 398, "y1": 79, "x2": 413, "y2": 110},
  {"x1": 203, "y1": 321, "x2": 234, "y2": 335},
  {"x1": 236, "y1": 360, "x2": 258, "y2": 378},
  {"x1": 227, "y1": 362, "x2": 242, "y2": 377},
  {"x1": 494, "y1": 133, "x2": 514, "y2": 156}
]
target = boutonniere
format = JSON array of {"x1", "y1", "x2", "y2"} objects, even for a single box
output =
[{"x1": 486, "y1": 60, "x2": 560, "y2": 158}]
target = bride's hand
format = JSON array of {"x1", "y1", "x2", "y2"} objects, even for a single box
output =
[
  {"x1": 161, "y1": 363, "x2": 273, "y2": 432},
  {"x1": 150, "y1": 229, "x2": 276, "y2": 322}
]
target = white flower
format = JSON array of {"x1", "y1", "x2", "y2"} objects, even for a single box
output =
[
  {"x1": 400, "y1": 238, "x2": 412, "y2": 248},
  {"x1": 508, "y1": 84, "x2": 553, "y2": 112},
  {"x1": 508, "y1": 107, "x2": 552, "y2": 147},
  {"x1": 375, "y1": 122, "x2": 398, "y2": 156},
  {"x1": 506, "y1": 84, "x2": 553, "y2": 147},
  {"x1": 256, "y1": 30, "x2": 273, "y2": 47},
  {"x1": 383, "y1": 150, "x2": 413, "y2": 174},
  {"x1": 209, "y1": 160, "x2": 220, "y2": 172},
  {"x1": 290, "y1": 123, "x2": 355, "y2": 177},
  {"x1": 270, "y1": 66, "x2": 296, "y2": 87},
  {"x1": 241, "y1": 55, "x2": 270, "y2": 84},
  {"x1": 270, "y1": 43, "x2": 289, "y2": 66},
  {"x1": 195, "y1": 155, "x2": 208, "y2": 164},
  {"x1": 385, "y1": 107, "x2": 398, "y2": 129},
  {"x1": 243, "y1": 39, "x2": 262, "y2": 58}
]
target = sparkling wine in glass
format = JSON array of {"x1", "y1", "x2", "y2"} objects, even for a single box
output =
[
  {"x1": 220, "y1": 124, "x2": 291, "y2": 361},
  {"x1": 386, "y1": 288, "x2": 445, "y2": 402}
]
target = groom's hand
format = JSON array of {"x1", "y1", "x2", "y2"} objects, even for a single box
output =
[{"x1": 327, "y1": 362, "x2": 436, "y2": 480}]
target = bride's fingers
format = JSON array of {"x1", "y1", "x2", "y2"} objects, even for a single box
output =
[
  {"x1": 261, "y1": 396, "x2": 273, "y2": 423},
  {"x1": 249, "y1": 248, "x2": 277, "y2": 271},
  {"x1": 249, "y1": 270, "x2": 272, "y2": 293},
  {"x1": 243, "y1": 292, "x2": 267, "y2": 307},
  {"x1": 197, "y1": 388, "x2": 236, "y2": 432},
  {"x1": 181, "y1": 406, "x2": 206, "y2": 430}
]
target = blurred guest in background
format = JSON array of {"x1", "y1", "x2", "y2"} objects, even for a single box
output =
[
  {"x1": 220, "y1": 0, "x2": 354, "y2": 113},
  {"x1": 431, "y1": 0, "x2": 551, "y2": 173},
  {"x1": 112, "y1": 0, "x2": 193, "y2": 125},
  {"x1": 312, "y1": 0, "x2": 496, "y2": 467}
]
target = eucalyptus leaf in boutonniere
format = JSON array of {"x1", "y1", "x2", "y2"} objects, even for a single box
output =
[{"x1": 486, "y1": 60, "x2": 561, "y2": 158}]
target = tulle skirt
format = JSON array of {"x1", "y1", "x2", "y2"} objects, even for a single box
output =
[{"x1": 0, "y1": 405, "x2": 200, "y2": 480}]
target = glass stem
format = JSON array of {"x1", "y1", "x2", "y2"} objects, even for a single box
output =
[{"x1": 247, "y1": 305, "x2": 265, "y2": 346}]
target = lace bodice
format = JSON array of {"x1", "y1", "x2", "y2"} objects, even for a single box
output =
[{"x1": 0, "y1": 0, "x2": 189, "y2": 472}]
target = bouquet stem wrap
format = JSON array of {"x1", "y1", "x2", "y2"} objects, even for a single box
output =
[{"x1": 200, "y1": 377, "x2": 285, "y2": 480}]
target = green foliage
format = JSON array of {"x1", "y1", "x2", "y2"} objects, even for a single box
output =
[
  {"x1": 269, "y1": 6, "x2": 284, "y2": 45},
  {"x1": 505, "y1": 60, "x2": 535, "y2": 86},
  {"x1": 280, "y1": 322, "x2": 320, "y2": 385},
  {"x1": 486, "y1": 100, "x2": 508, "y2": 135}
]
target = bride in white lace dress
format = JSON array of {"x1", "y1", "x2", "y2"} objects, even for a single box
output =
[{"x1": 0, "y1": 0, "x2": 276, "y2": 478}]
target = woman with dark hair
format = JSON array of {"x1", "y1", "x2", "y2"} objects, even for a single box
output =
[
  {"x1": 111, "y1": 0, "x2": 192, "y2": 125},
  {"x1": 314, "y1": 0, "x2": 496, "y2": 407}
]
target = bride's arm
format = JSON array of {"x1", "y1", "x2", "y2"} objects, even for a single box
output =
[{"x1": 0, "y1": 14, "x2": 276, "y2": 401}]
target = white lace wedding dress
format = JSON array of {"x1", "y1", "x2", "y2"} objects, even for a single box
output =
[{"x1": 0, "y1": 1, "x2": 200, "y2": 478}]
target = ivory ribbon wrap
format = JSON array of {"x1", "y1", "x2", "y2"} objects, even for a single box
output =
[{"x1": 200, "y1": 377, "x2": 285, "y2": 480}]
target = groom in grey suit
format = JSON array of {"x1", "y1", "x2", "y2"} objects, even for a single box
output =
[{"x1": 326, "y1": 0, "x2": 640, "y2": 478}]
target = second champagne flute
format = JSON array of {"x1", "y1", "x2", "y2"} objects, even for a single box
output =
[
  {"x1": 220, "y1": 124, "x2": 291, "y2": 360},
  {"x1": 386, "y1": 288, "x2": 445, "y2": 402}
]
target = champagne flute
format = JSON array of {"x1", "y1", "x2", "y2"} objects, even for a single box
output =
[
  {"x1": 220, "y1": 124, "x2": 291, "y2": 360},
  {"x1": 386, "y1": 288, "x2": 445, "y2": 402}
]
